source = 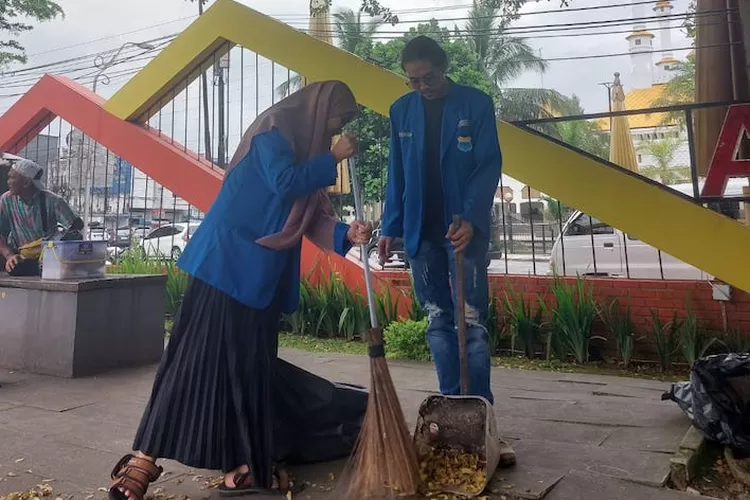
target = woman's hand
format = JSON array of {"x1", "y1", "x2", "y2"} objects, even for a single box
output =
[
  {"x1": 347, "y1": 220, "x2": 372, "y2": 245},
  {"x1": 331, "y1": 134, "x2": 358, "y2": 163}
]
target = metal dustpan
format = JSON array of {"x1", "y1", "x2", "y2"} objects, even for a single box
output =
[{"x1": 413, "y1": 216, "x2": 501, "y2": 498}]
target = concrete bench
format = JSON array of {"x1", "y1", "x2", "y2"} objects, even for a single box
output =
[{"x1": 0, "y1": 274, "x2": 167, "y2": 378}]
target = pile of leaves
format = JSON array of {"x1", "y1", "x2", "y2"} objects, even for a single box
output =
[{"x1": 419, "y1": 447, "x2": 488, "y2": 497}]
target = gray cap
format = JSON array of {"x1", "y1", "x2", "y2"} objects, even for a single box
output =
[{"x1": 11, "y1": 159, "x2": 45, "y2": 190}]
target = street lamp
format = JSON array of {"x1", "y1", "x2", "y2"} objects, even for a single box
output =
[{"x1": 82, "y1": 41, "x2": 156, "y2": 236}]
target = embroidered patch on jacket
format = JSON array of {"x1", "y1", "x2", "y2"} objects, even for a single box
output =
[
  {"x1": 457, "y1": 136, "x2": 473, "y2": 152},
  {"x1": 458, "y1": 119, "x2": 472, "y2": 127},
  {"x1": 399, "y1": 131, "x2": 413, "y2": 138}
]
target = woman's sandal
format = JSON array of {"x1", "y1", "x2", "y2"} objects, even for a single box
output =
[
  {"x1": 217, "y1": 467, "x2": 306, "y2": 497},
  {"x1": 217, "y1": 471, "x2": 262, "y2": 497},
  {"x1": 108, "y1": 454, "x2": 163, "y2": 500}
]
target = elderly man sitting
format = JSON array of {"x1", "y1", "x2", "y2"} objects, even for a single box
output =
[{"x1": 0, "y1": 157, "x2": 82, "y2": 276}]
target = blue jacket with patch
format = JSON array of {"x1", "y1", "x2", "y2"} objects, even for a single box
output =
[
  {"x1": 177, "y1": 128, "x2": 351, "y2": 313},
  {"x1": 381, "y1": 83, "x2": 502, "y2": 257}
]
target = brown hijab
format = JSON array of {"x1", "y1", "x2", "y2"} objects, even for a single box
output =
[{"x1": 224, "y1": 80, "x2": 358, "y2": 251}]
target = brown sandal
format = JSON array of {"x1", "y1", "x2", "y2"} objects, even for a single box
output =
[{"x1": 108, "y1": 454, "x2": 163, "y2": 500}]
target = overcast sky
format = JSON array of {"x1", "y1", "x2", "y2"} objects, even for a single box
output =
[{"x1": 0, "y1": 0, "x2": 692, "y2": 116}]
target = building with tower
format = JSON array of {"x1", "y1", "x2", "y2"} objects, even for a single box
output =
[{"x1": 599, "y1": 0, "x2": 690, "y2": 184}]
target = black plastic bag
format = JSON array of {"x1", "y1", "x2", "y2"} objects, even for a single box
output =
[
  {"x1": 663, "y1": 353, "x2": 750, "y2": 452},
  {"x1": 272, "y1": 358, "x2": 368, "y2": 465}
]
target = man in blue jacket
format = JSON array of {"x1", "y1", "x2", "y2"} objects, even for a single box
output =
[{"x1": 378, "y1": 36, "x2": 514, "y2": 465}]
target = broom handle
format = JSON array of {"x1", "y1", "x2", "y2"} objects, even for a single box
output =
[
  {"x1": 349, "y1": 157, "x2": 379, "y2": 330},
  {"x1": 452, "y1": 215, "x2": 470, "y2": 396}
]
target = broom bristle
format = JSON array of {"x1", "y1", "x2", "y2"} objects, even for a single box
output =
[{"x1": 344, "y1": 334, "x2": 422, "y2": 499}]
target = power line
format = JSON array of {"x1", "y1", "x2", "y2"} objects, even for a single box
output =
[{"x1": 11, "y1": 0, "x2": 707, "y2": 67}]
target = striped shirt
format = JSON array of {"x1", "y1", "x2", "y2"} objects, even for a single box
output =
[{"x1": 0, "y1": 190, "x2": 77, "y2": 250}]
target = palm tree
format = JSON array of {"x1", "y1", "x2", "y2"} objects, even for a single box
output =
[
  {"x1": 639, "y1": 137, "x2": 691, "y2": 185},
  {"x1": 463, "y1": 1, "x2": 565, "y2": 128},
  {"x1": 276, "y1": 8, "x2": 383, "y2": 98},
  {"x1": 554, "y1": 95, "x2": 610, "y2": 160}
]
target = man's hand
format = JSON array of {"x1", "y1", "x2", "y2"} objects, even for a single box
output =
[
  {"x1": 377, "y1": 236, "x2": 393, "y2": 267},
  {"x1": 4, "y1": 254, "x2": 22, "y2": 273},
  {"x1": 331, "y1": 134, "x2": 358, "y2": 163},
  {"x1": 347, "y1": 220, "x2": 372, "y2": 245},
  {"x1": 446, "y1": 219, "x2": 474, "y2": 254}
]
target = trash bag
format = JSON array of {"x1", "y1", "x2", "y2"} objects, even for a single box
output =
[
  {"x1": 272, "y1": 358, "x2": 368, "y2": 465},
  {"x1": 663, "y1": 353, "x2": 750, "y2": 453}
]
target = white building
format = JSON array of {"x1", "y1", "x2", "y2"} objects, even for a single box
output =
[
  {"x1": 598, "y1": 0, "x2": 691, "y2": 185},
  {"x1": 62, "y1": 128, "x2": 194, "y2": 226}
]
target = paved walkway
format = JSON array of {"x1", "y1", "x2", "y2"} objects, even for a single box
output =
[{"x1": 0, "y1": 350, "x2": 700, "y2": 499}]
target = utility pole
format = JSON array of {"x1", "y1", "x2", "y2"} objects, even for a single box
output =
[
  {"x1": 198, "y1": 0, "x2": 213, "y2": 163},
  {"x1": 215, "y1": 54, "x2": 229, "y2": 167}
]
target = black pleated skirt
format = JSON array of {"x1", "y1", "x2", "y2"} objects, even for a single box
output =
[{"x1": 132, "y1": 277, "x2": 281, "y2": 488}]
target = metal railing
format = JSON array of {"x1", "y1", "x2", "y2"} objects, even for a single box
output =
[{"x1": 1, "y1": 42, "x2": 744, "y2": 282}]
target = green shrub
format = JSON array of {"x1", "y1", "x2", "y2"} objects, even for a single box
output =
[
  {"x1": 652, "y1": 310, "x2": 681, "y2": 372},
  {"x1": 384, "y1": 319, "x2": 431, "y2": 361},
  {"x1": 546, "y1": 275, "x2": 599, "y2": 364},
  {"x1": 406, "y1": 279, "x2": 426, "y2": 321},
  {"x1": 722, "y1": 329, "x2": 750, "y2": 354},
  {"x1": 600, "y1": 298, "x2": 635, "y2": 368},
  {"x1": 109, "y1": 248, "x2": 188, "y2": 317},
  {"x1": 502, "y1": 285, "x2": 543, "y2": 359},
  {"x1": 486, "y1": 291, "x2": 501, "y2": 353},
  {"x1": 375, "y1": 284, "x2": 401, "y2": 328},
  {"x1": 284, "y1": 272, "x2": 369, "y2": 339},
  {"x1": 679, "y1": 302, "x2": 718, "y2": 366}
]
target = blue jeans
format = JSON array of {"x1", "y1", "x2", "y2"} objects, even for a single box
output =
[{"x1": 410, "y1": 234, "x2": 493, "y2": 404}]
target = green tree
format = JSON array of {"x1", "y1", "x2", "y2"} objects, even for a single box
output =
[
  {"x1": 0, "y1": 0, "x2": 64, "y2": 67},
  {"x1": 276, "y1": 8, "x2": 384, "y2": 98},
  {"x1": 638, "y1": 137, "x2": 691, "y2": 185},
  {"x1": 354, "y1": 21, "x2": 498, "y2": 203},
  {"x1": 462, "y1": 1, "x2": 565, "y2": 130},
  {"x1": 554, "y1": 95, "x2": 610, "y2": 160}
]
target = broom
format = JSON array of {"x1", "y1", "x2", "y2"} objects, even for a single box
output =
[{"x1": 343, "y1": 157, "x2": 422, "y2": 499}]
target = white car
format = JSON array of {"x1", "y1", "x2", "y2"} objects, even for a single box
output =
[
  {"x1": 549, "y1": 178, "x2": 747, "y2": 280},
  {"x1": 140, "y1": 222, "x2": 201, "y2": 260}
]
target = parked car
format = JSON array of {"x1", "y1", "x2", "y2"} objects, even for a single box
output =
[
  {"x1": 139, "y1": 222, "x2": 201, "y2": 260},
  {"x1": 548, "y1": 178, "x2": 747, "y2": 280},
  {"x1": 111, "y1": 225, "x2": 151, "y2": 248}
]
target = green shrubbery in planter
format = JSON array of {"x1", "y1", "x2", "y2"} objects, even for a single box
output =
[
  {"x1": 600, "y1": 298, "x2": 635, "y2": 368},
  {"x1": 283, "y1": 272, "x2": 370, "y2": 340},
  {"x1": 544, "y1": 275, "x2": 600, "y2": 364},
  {"x1": 501, "y1": 284, "x2": 543, "y2": 359},
  {"x1": 108, "y1": 249, "x2": 188, "y2": 317},
  {"x1": 384, "y1": 319, "x2": 431, "y2": 361}
]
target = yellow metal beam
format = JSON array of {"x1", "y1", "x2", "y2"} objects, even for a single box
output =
[{"x1": 103, "y1": 0, "x2": 750, "y2": 292}]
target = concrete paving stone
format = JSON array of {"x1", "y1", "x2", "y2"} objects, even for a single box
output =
[
  {"x1": 494, "y1": 416, "x2": 612, "y2": 447},
  {"x1": 0, "y1": 469, "x2": 85, "y2": 500},
  {"x1": 511, "y1": 438, "x2": 672, "y2": 487},
  {"x1": 544, "y1": 470, "x2": 702, "y2": 500},
  {"x1": 0, "y1": 401, "x2": 20, "y2": 412},
  {"x1": 0, "y1": 433, "x2": 121, "y2": 493},
  {"x1": 600, "y1": 424, "x2": 690, "y2": 454},
  {"x1": 540, "y1": 399, "x2": 688, "y2": 428},
  {"x1": 487, "y1": 465, "x2": 565, "y2": 499},
  {"x1": 0, "y1": 381, "x2": 99, "y2": 412},
  {"x1": 64, "y1": 399, "x2": 149, "y2": 428}
]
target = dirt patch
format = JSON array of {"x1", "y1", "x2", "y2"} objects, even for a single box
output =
[{"x1": 690, "y1": 443, "x2": 750, "y2": 500}]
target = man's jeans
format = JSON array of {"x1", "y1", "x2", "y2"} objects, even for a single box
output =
[{"x1": 409, "y1": 234, "x2": 493, "y2": 404}]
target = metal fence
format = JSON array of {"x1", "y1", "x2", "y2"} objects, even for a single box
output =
[{"x1": 0, "y1": 41, "x2": 743, "y2": 281}]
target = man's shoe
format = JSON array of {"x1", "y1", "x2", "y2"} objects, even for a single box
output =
[{"x1": 498, "y1": 439, "x2": 516, "y2": 468}]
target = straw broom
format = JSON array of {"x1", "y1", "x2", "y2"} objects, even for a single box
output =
[{"x1": 343, "y1": 157, "x2": 422, "y2": 499}]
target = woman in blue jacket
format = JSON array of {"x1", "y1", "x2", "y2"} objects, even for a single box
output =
[{"x1": 108, "y1": 81, "x2": 369, "y2": 500}]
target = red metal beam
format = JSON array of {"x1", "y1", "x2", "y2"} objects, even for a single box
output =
[{"x1": 0, "y1": 74, "x2": 222, "y2": 212}]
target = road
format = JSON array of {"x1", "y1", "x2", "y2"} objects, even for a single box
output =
[{"x1": 349, "y1": 248, "x2": 550, "y2": 276}]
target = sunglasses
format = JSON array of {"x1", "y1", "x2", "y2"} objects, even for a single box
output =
[{"x1": 406, "y1": 72, "x2": 444, "y2": 89}]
